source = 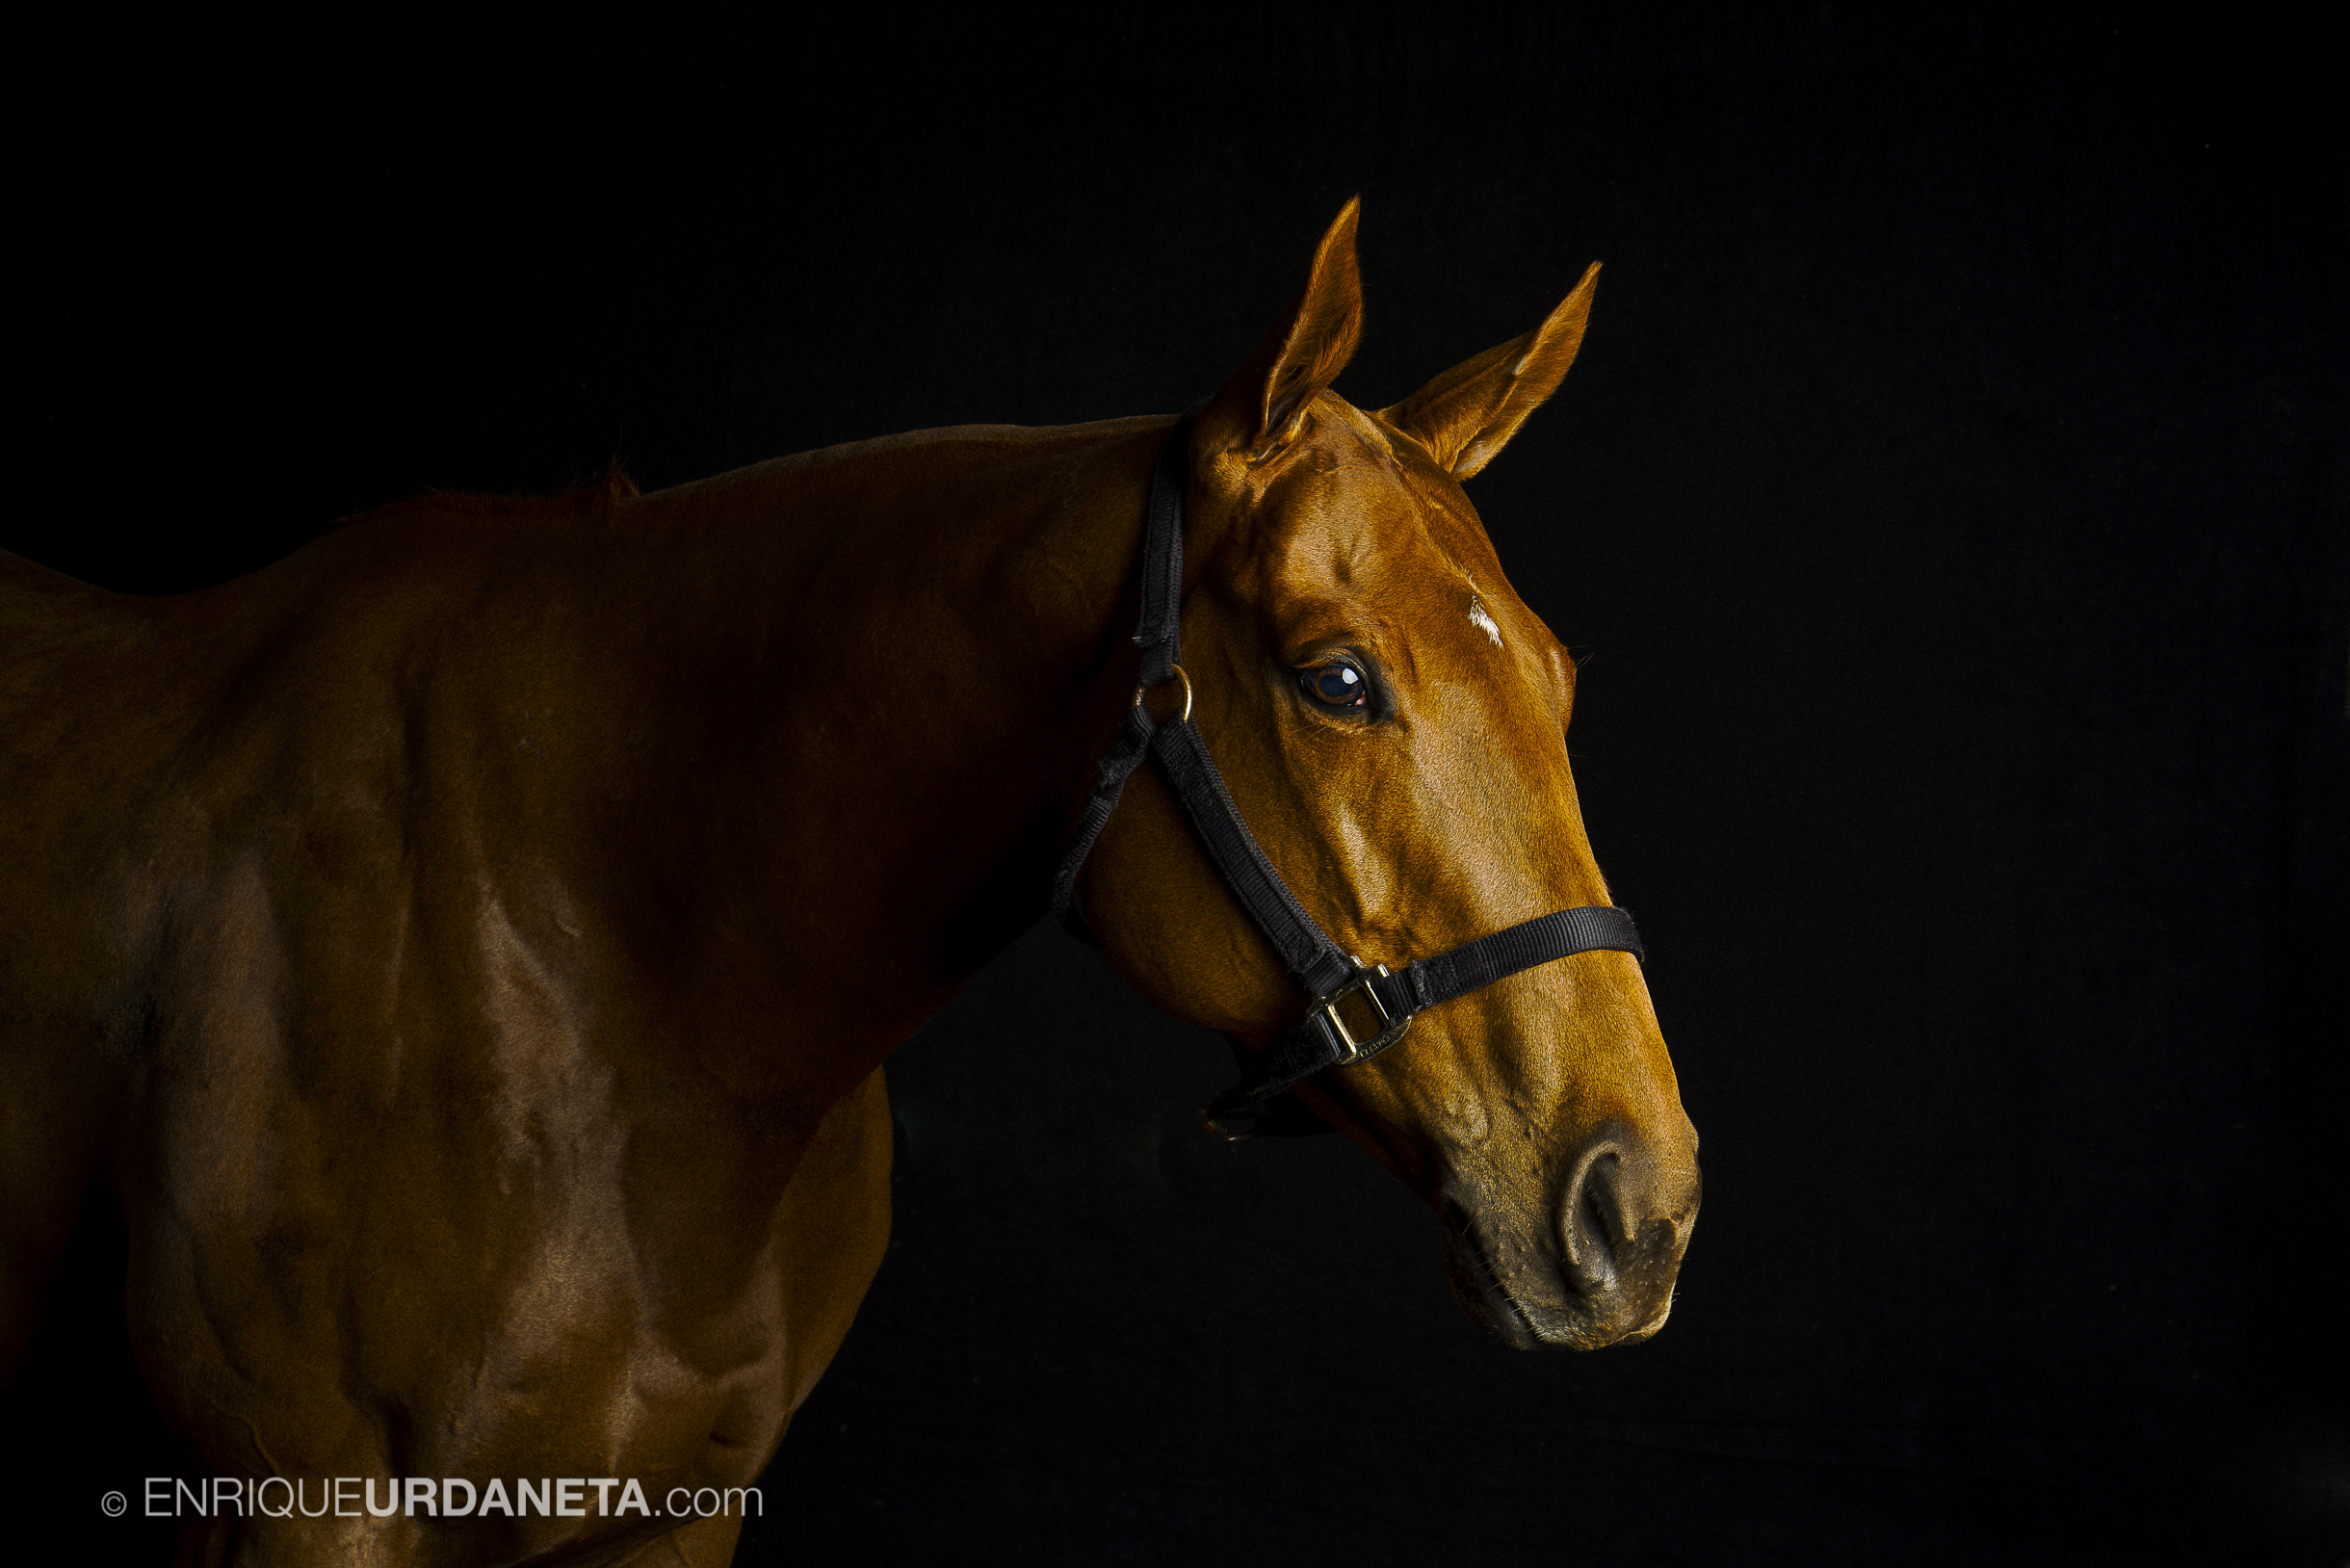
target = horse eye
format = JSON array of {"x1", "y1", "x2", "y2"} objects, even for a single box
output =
[{"x1": 1300, "y1": 663, "x2": 1368, "y2": 708}]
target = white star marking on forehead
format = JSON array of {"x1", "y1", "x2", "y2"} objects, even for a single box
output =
[{"x1": 1468, "y1": 596, "x2": 1503, "y2": 648}]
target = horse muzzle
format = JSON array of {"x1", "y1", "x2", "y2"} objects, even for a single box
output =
[{"x1": 1441, "y1": 1123, "x2": 1700, "y2": 1351}]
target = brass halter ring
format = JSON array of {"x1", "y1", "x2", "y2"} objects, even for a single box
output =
[{"x1": 1135, "y1": 664, "x2": 1193, "y2": 724}]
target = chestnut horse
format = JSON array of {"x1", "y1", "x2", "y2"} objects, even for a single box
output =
[{"x1": 0, "y1": 201, "x2": 1697, "y2": 1565}]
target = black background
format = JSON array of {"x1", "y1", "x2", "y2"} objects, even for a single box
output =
[{"x1": 11, "y1": 8, "x2": 2343, "y2": 1564}]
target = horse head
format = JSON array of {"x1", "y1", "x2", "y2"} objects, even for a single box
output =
[{"x1": 1078, "y1": 201, "x2": 1700, "y2": 1350}]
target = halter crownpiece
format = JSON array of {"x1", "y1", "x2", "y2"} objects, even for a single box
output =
[{"x1": 1052, "y1": 410, "x2": 1646, "y2": 1137}]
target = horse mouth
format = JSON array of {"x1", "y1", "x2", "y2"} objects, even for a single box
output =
[{"x1": 1441, "y1": 1196, "x2": 1681, "y2": 1352}]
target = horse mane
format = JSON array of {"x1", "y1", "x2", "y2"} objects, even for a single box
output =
[{"x1": 331, "y1": 462, "x2": 640, "y2": 533}]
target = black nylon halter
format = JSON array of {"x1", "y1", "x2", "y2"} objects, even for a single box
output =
[{"x1": 1051, "y1": 410, "x2": 1646, "y2": 1137}]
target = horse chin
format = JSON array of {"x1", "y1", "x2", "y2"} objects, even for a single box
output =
[{"x1": 1441, "y1": 1215, "x2": 1543, "y2": 1350}]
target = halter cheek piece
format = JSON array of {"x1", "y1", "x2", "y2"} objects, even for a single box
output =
[{"x1": 1051, "y1": 411, "x2": 1645, "y2": 1138}]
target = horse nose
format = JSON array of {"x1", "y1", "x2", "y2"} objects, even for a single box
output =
[{"x1": 1556, "y1": 1126, "x2": 1699, "y2": 1329}]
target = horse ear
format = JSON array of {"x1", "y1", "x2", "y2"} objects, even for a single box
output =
[
  {"x1": 1379, "y1": 261, "x2": 1600, "y2": 481},
  {"x1": 1199, "y1": 197, "x2": 1365, "y2": 460}
]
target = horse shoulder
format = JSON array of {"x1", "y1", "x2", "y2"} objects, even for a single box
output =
[{"x1": 53, "y1": 506, "x2": 882, "y2": 1540}]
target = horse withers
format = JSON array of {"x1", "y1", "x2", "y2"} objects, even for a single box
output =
[{"x1": 0, "y1": 200, "x2": 1698, "y2": 1565}]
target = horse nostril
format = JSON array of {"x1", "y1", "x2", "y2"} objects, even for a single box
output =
[{"x1": 1559, "y1": 1147, "x2": 1625, "y2": 1299}]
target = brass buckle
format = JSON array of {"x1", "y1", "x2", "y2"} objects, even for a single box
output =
[{"x1": 1316, "y1": 964, "x2": 1412, "y2": 1064}]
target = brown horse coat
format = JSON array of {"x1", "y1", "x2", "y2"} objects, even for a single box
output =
[{"x1": 0, "y1": 201, "x2": 1696, "y2": 1565}]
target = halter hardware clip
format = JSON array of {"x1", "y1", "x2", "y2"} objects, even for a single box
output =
[{"x1": 1314, "y1": 964, "x2": 1412, "y2": 1064}]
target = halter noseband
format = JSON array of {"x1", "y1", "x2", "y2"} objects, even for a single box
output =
[{"x1": 1051, "y1": 410, "x2": 1645, "y2": 1137}]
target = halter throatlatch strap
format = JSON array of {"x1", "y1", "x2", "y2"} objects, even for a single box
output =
[
  {"x1": 1052, "y1": 410, "x2": 1648, "y2": 1137},
  {"x1": 1049, "y1": 410, "x2": 1201, "y2": 924},
  {"x1": 1133, "y1": 405, "x2": 1190, "y2": 692}
]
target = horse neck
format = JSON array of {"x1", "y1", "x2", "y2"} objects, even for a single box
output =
[{"x1": 577, "y1": 415, "x2": 1172, "y2": 1085}]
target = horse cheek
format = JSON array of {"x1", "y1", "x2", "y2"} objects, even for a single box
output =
[{"x1": 1078, "y1": 768, "x2": 1295, "y2": 1040}]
